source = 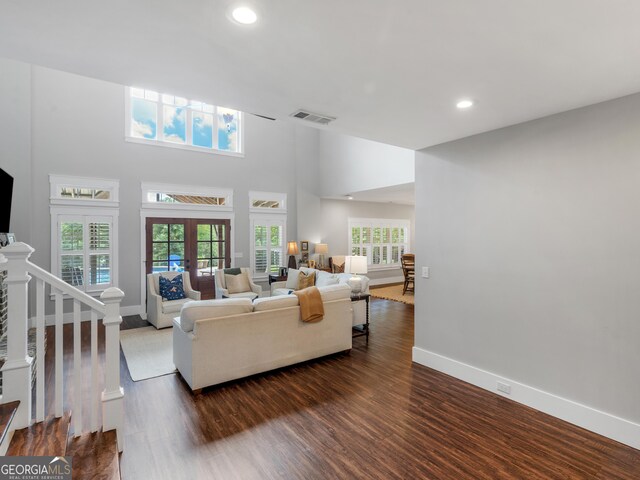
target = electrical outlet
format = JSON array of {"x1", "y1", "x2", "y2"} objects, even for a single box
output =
[
  {"x1": 497, "y1": 381, "x2": 511, "y2": 395},
  {"x1": 422, "y1": 266, "x2": 430, "y2": 278}
]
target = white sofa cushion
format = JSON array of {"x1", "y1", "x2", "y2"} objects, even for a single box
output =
[
  {"x1": 273, "y1": 287, "x2": 294, "y2": 296},
  {"x1": 253, "y1": 295, "x2": 299, "y2": 312},
  {"x1": 317, "y1": 284, "x2": 352, "y2": 302},
  {"x1": 316, "y1": 272, "x2": 339, "y2": 287},
  {"x1": 179, "y1": 298, "x2": 253, "y2": 332}
]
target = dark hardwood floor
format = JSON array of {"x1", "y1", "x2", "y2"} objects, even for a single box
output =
[
  {"x1": 113, "y1": 299, "x2": 640, "y2": 479},
  {"x1": 42, "y1": 299, "x2": 640, "y2": 479}
]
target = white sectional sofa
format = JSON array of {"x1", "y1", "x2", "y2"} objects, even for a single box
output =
[
  {"x1": 270, "y1": 267, "x2": 370, "y2": 327},
  {"x1": 173, "y1": 284, "x2": 353, "y2": 392},
  {"x1": 270, "y1": 267, "x2": 370, "y2": 295}
]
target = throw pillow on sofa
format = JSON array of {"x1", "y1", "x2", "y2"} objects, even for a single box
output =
[
  {"x1": 285, "y1": 269, "x2": 301, "y2": 289},
  {"x1": 298, "y1": 271, "x2": 315, "y2": 289},
  {"x1": 225, "y1": 272, "x2": 251, "y2": 294},
  {"x1": 159, "y1": 274, "x2": 187, "y2": 300}
]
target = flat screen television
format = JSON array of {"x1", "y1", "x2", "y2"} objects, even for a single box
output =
[{"x1": 0, "y1": 168, "x2": 13, "y2": 233}]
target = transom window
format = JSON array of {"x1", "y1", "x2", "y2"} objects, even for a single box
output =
[
  {"x1": 141, "y1": 182, "x2": 233, "y2": 211},
  {"x1": 126, "y1": 87, "x2": 243, "y2": 155},
  {"x1": 349, "y1": 218, "x2": 410, "y2": 269},
  {"x1": 249, "y1": 191, "x2": 287, "y2": 214}
]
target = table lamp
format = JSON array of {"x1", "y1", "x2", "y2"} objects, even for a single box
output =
[
  {"x1": 345, "y1": 255, "x2": 368, "y2": 293},
  {"x1": 315, "y1": 243, "x2": 328, "y2": 268},
  {"x1": 287, "y1": 241, "x2": 299, "y2": 270}
]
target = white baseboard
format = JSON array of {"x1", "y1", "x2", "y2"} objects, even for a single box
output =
[
  {"x1": 30, "y1": 305, "x2": 143, "y2": 327},
  {"x1": 412, "y1": 346, "x2": 640, "y2": 450},
  {"x1": 369, "y1": 276, "x2": 405, "y2": 286}
]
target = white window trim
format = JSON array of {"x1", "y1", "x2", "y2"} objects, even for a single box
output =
[
  {"x1": 348, "y1": 217, "x2": 410, "y2": 271},
  {"x1": 141, "y1": 182, "x2": 234, "y2": 212},
  {"x1": 49, "y1": 174, "x2": 120, "y2": 208},
  {"x1": 249, "y1": 191, "x2": 287, "y2": 214},
  {"x1": 50, "y1": 205, "x2": 120, "y2": 297},
  {"x1": 250, "y1": 213, "x2": 287, "y2": 280},
  {"x1": 124, "y1": 87, "x2": 245, "y2": 157}
]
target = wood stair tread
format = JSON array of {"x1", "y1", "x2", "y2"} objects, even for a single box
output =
[
  {"x1": 0, "y1": 401, "x2": 19, "y2": 447},
  {"x1": 6, "y1": 411, "x2": 71, "y2": 457},
  {"x1": 66, "y1": 430, "x2": 120, "y2": 480}
]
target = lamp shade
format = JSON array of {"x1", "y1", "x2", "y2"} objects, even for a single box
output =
[
  {"x1": 345, "y1": 255, "x2": 368, "y2": 274},
  {"x1": 287, "y1": 241, "x2": 299, "y2": 255},
  {"x1": 315, "y1": 243, "x2": 328, "y2": 254}
]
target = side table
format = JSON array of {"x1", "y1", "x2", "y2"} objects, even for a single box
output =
[
  {"x1": 351, "y1": 293, "x2": 370, "y2": 341},
  {"x1": 268, "y1": 273, "x2": 287, "y2": 285}
]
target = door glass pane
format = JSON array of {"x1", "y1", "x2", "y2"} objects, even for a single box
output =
[
  {"x1": 152, "y1": 224, "x2": 168, "y2": 241},
  {"x1": 169, "y1": 224, "x2": 184, "y2": 241},
  {"x1": 197, "y1": 224, "x2": 211, "y2": 241},
  {"x1": 198, "y1": 242, "x2": 211, "y2": 259},
  {"x1": 212, "y1": 242, "x2": 221, "y2": 258},
  {"x1": 152, "y1": 261, "x2": 169, "y2": 272},
  {"x1": 152, "y1": 243, "x2": 168, "y2": 261}
]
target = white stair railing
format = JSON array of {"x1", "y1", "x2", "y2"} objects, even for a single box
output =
[{"x1": 0, "y1": 242, "x2": 124, "y2": 452}]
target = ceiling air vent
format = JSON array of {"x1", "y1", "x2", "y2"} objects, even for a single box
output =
[{"x1": 290, "y1": 109, "x2": 336, "y2": 125}]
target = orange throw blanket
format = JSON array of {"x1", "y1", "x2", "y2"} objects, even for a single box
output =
[{"x1": 294, "y1": 286, "x2": 325, "y2": 322}]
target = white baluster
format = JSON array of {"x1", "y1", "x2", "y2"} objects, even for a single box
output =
[
  {"x1": 90, "y1": 310, "x2": 98, "y2": 432},
  {"x1": 35, "y1": 278, "x2": 45, "y2": 422},
  {"x1": 100, "y1": 287, "x2": 124, "y2": 452},
  {"x1": 73, "y1": 300, "x2": 82, "y2": 436},
  {"x1": 54, "y1": 290, "x2": 63, "y2": 418},
  {"x1": 0, "y1": 243, "x2": 34, "y2": 429}
]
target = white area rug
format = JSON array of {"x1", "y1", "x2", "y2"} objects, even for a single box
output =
[{"x1": 120, "y1": 326, "x2": 176, "y2": 381}]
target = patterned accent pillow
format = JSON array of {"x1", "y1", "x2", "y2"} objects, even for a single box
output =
[
  {"x1": 332, "y1": 263, "x2": 345, "y2": 273},
  {"x1": 297, "y1": 271, "x2": 316, "y2": 289},
  {"x1": 159, "y1": 275, "x2": 187, "y2": 301}
]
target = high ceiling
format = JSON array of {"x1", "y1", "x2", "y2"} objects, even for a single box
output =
[{"x1": 2, "y1": 0, "x2": 640, "y2": 149}]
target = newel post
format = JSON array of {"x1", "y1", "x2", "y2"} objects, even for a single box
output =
[
  {"x1": 100, "y1": 287, "x2": 125, "y2": 452},
  {"x1": 0, "y1": 242, "x2": 34, "y2": 429}
]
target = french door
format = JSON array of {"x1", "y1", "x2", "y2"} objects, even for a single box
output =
[{"x1": 145, "y1": 218, "x2": 231, "y2": 299}]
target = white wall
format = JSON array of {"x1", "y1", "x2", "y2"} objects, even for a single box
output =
[
  {"x1": 0, "y1": 58, "x2": 32, "y2": 243},
  {"x1": 4, "y1": 61, "x2": 308, "y2": 310},
  {"x1": 317, "y1": 130, "x2": 415, "y2": 197},
  {"x1": 414, "y1": 93, "x2": 640, "y2": 438}
]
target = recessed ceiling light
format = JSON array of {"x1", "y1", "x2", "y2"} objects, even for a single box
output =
[
  {"x1": 231, "y1": 6, "x2": 257, "y2": 25},
  {"x1": 346, "y1": 195, "x2": 354, "y2": 200},
  {"x1": 456, "y1": 99, "x2": 474, "y2": 109}
]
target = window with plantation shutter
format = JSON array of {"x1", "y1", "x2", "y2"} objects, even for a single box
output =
[
  {"x1": 250, "y1": 215, "x2": 286, "y2": 278},
  {"x1": 348, "y1": 218, "x2": 410, "y2": 270},
  {"x1": 50, "y1": 175, "x2": 119, "y2": 294}
]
